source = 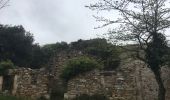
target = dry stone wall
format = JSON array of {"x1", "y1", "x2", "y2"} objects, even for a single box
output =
[
  {"x1": 0, "y1": 50, "x2": 84, "y2": 99},
  {"x1": 0, "y1": 50, "x2": 170, "y2": 100},
  {"x1": 48, "y1": 50, "x2": 84, "y2": 87},
  {"x1": 65, "y1": 59, "x2": 170, "y2": 100},
  {"x1": 4, "y1": 68, "x2": 50, "y2": 98},
  {"x1": 47, "y1": 50, "x2": 170, "y2": 100}
]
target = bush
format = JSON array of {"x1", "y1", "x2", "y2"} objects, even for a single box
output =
[
  {"x1": 86, "y1": 46, "x2": 121, "y2": 70},
  {"x1": 61, "y1": 56, "x2": 101, "y2": 81},
  {"x1": 72, "y1": 94, "x2": 109, "y2": 100},
  {"x1": 0, "y1": 60, "x2": 15, "y2": 75}
]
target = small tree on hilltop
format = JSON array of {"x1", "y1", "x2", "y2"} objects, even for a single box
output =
[{"x1": 87, "y1": 0, "x2": 170, "y2": 100}]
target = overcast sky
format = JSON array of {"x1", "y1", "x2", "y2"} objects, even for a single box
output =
[
  {"x1": 1, "y1": 0, "x2": 170, "y2": 45},
  {"x1": 0, "y1": 0, "x2": 108, "y2": 45}
]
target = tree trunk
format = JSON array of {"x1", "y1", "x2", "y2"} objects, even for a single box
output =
[{"x1": 153, "y1": 69, "x2": 166, "y2": 100}]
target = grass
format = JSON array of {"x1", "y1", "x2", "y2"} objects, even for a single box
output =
[{"x1": 0, "y1": 95, "x2": 33, "y2": 100}]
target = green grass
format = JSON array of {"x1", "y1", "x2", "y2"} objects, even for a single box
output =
[{"x1": 0, "y1": 95, "x2": 33, "y2": 100}]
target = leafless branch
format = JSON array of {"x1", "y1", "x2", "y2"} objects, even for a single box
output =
[{"x1": 0, "y1": 0, "x2": 9, "y2": 10}]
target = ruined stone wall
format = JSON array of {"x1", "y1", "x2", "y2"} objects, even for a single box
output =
[
  {"x1": 7, "y1": 68, "x2": 50, "y2": 98},
  {"x1": 0, "y1": 50, "x2": 85, "y2": 99},
  {"x1": 65, "y1": 59, "x2": 170, "y2": 100},
  {"x1": 49, "y1": 50, "x2": 84, "y2": 86},
  {"x1": 0, "y1": 50, "x2": 169, "y2": 100},
  {"x1": 65, "y1": 61, "x2": 137, "y2": 100},
  {"x1": 47, "y1": 50, "x2": 170, "y2": 100}
]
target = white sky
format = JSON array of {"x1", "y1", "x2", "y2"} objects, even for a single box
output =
[
  {"x1": 0, "y1": 0, "x2": 109, "y2": 45},
  {"x1": 0, "y1": 0, "x2": 170, "y2": 45}
]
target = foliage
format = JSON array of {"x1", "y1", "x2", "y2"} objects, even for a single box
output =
[
  {"x1": 41, "y1": 42, "x2": 69, "y2": 60},
  {"x1": 0, "y1": 25, "x2": 34, "y2": 67},
  {"x1": 72, "y1": 94, "x2": 109, "y2": 100},
  {"x1": 86, "y1": 44, "x2": 120, "y2": 70},
  {"x1": 0, "y1": 24, "x2": 120, "y2": 71},
  {"x1": 88, "y1": 0, "x2": 170, "y2": 100},
  {"x1": 36, "y1": 39, "x2": 120, "y2": 70},
  {"x1": 146, "y1": 33, "x2": 168, "y2": 71},
  {"x1": 70, "y1": 38, "x2": 107, "y2": 50},
  {"x1": 29, "y1": 44, "x2": 45, "y2": 69},
  {"x1": 61, "y1": 56, "x2": 101, "y2": 81},
  {"x1": 0, "y1": 60, "x2": 15, "y2": 75},
  {"x1": 71, "y1": 38, "x2": 121, "y2": 70},
  {"x1": 0, "y1": 25, "x2": 69, "y2": 69},
  {"x1": 0, "y1": 25, "x2": 120, "y2": 71},
  {"x1": 29, "y1": 42, "x2": 69, "y2": 68}
]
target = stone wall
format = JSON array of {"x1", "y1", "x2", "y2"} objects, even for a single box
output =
[
  {"x1": 47, "y1": 50, "x2": 170, "y2": 100},
  {"x1": 0, "y1": 50, "x2": 169, "y2": 100},
  {"x1": 65, "y1": 59, "x2": 170, "y2": 100},
  {"x1": 1, "y1": 68, "x2": 50, "y2": 98},
  {"x1": 48, "y1": 50, "x2": 84, "y2": 87},
  {"x1": 0, "y1": 50, "x2": 84, "y2": 99}
]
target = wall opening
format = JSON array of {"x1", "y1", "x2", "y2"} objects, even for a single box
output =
[{"x1": 2, "y1": 75, "x2": 14, "y2": 94}]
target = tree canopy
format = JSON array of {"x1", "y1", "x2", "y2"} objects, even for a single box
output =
[
  {"x1": 0, "y1": 25, "x2": 69, "y2": 68},
  {"x1": 0, "y1": 25, "x2": 34, "y2": 67},
  {"x1": 0, "y1": 24, "x2": 121, "y2": 71}
]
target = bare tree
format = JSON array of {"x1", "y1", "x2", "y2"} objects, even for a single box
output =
[
  {"x1": 87, "y1": 0, "x2": 170, "y2": 100},
  {"x1": 0, "y1": 0, "x2": 9, "y2": 10}
]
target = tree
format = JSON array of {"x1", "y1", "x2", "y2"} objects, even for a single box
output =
[
  {"x1": 0, "y1": 25, "x2": 34, "y2": 67},
  {"x1": 30, "y1": 44, "x2": 45, "y2": 69},
  {"x1": 87, "y1": 0, "x2": 170, "y2": 100},
  {"x1": 30, "y1": 42, "x2": 69, "y2": 68},
  {"x1": 41, "y1": 42, "x2": 69, "y2": 59}
]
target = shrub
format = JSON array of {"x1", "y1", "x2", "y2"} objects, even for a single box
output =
[
  {"x1": 61, "y1": 56, "x2": 101, "y2": 81},
  {"x1": 72, "y1": 94, "x2": 109, "y2": 100},
  {"x1": 86, "y1": 46, "x2": 121, "y2": 70},
  {"x1": 0, "y1": 60, "x2": 15, "y2": 75}
]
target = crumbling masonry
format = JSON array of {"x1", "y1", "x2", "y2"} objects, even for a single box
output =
[{"x1": 0, "y1": 51, "x2": 170, "y2": 100}]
